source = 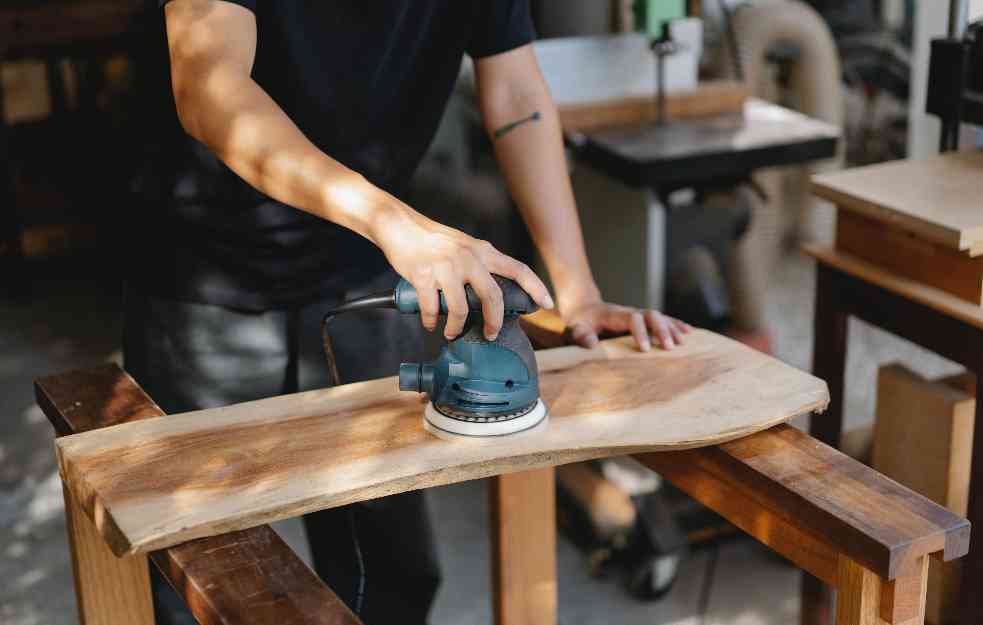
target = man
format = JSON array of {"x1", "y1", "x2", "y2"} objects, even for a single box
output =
[{"x1": 134, "y1": 1, "x2": 690, "y2": 624}]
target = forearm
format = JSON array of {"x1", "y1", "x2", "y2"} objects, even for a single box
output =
[
  {"x1": 179, "y1": 74, "x2": 410, "y2": 244},
  {"x1": 166, "y1": 2, "x2": 403, "y2": 245},
  {"x1": 478, "y1": 58, "x2": 600, "y2": 311}
]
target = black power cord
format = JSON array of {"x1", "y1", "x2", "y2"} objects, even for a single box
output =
[{"x1": 319, "y1": 291, "x2": 396, "y2": 386}]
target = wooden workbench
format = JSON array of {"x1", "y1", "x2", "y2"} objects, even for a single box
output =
[
  {"x1": 806, "y1": 150, "x2": 983, "y2": 625},
  {"x1": 37, "y1": 313, "x2": 969, "y2": 625}
]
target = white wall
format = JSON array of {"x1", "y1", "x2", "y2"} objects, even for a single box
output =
[{"x1": 908, "y1": 2, "x2": 947, "y2": 158}]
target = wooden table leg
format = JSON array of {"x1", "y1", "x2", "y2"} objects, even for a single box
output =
[
  {"x1": 810, "y1": 264, "x2": 849, "y2": 448},
  {"x1": 490, "y1": 467, "x2": 558, "y2": 625},
  {"x1": 62, "y1": 485, "x2": 154, "y2": 625},
  {"x1": 805, "y1": 264, "x2": 850, "y2": 625},
  {"x1": 836, "y1": 555, "x2": 928, "y2": 625},
  {"x1": 957, "y1": 365, "x2": 983, "y2": 625}
]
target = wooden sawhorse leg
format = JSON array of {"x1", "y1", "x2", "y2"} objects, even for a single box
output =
[
  {"x1": 38, "y1": 365, "x2": 361, "y2": 625},
  {"x1": 837, "y1": 555, "x2": 929, "y2": 625},
  {"x1": 62, "y1": 485, "x2": 154, "y2": 625},
  {"x1": 491, "y1": 467, "x2": 558, "y2": 625}
]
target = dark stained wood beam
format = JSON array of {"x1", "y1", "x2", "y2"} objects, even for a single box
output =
[{"x1": 523, "y1": 309, "x2": 971, "y2": 583}]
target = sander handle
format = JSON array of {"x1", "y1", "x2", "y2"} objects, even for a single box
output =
[{"x1": 394, "y1": 275, "x2": 539, "y2": 317}]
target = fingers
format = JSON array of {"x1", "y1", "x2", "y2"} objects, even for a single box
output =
[
  {"x1": 598, "y1": 305, "x2": 652, "y2": 352},
  {"x1": 629, "y1": 311, "x2": 653, "y2": 352},
  {"x1": 570, "y1": 321, "x2": 599, "y2": 349},
  {"x1": 669, "y1": 317, "x2": 689, "y2": 344},
  {"x1": 645, "y1": 310, "x2": 674, "y2": 350},
  {"x1": 469, "y1": 271, "x2": 504, "y2": 340},
  {"x1": 566, "y1": 300, "x2": 691, "y2": 353},
  {"x1": 416, "y1": 282, "x2": 440, "y2": 332},
  {"x1": 483, "y1": 247, "x2": 554, "y2": 310},
  {"x1": 436, "y1": 267, "x2": 469, "y2": 340}
]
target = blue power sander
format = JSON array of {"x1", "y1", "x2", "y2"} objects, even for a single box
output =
[{"x1": 321, "y1": 275, "x2": 548, "y2": 437}]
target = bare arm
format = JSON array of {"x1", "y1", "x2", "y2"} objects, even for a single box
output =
[
  {"x1": 163, "y1": 0, "x2": 551, "y2": 339},
  {"x1": 474, "y1": 46, "x2": 688, "y2": 350}
]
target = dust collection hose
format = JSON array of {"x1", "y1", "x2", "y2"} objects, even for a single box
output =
[
  {"x1": 715, "y1": 0, "x2": 843, "y2": 332},
  {"x1": 320, "y1": 291, "x2": 396, "y2": 387}
]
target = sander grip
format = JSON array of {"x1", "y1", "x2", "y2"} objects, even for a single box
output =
[{"x1": 394, "y1": 275, "x2": 539, "y2": 317}]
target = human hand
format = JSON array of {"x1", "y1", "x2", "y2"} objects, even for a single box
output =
[
  {"x1": 370, "y1": 204, "x2": 553, "y2": 340},
  {"x1": 561, "y1": 297, "x2": 691, "y2": 352}
]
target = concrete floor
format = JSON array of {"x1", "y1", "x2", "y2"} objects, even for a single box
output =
[{"x1": 0, "y1": 250, "x2": 962, "y2": 625}]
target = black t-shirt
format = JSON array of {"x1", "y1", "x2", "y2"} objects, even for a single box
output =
[{"x1": 138, "y1": 0, "x2": 534, "y2": 311}]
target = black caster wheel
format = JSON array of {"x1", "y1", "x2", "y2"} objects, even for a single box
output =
[{"x1": 626, "y1": 551, "x2": 682, "y2": 601}]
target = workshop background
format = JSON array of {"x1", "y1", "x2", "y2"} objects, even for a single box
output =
[{"x1": 3, "y1": 1, "x2": 983, "y2": 624}]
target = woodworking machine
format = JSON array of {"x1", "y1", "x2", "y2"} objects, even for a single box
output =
[{"x1": 321, "y1": 275, "x2": 547, "y2": 437}]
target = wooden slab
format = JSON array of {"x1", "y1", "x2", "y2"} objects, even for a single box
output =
[
  {"x1": 55, "y1": 330, "x2": 829, "y2": 557},
  {"x1": 812, "y1": 151, "x2": 983, "y2": 256}
]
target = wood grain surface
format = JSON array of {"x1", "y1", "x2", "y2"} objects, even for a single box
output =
[
  {"x1": 813, "y1": 151, "x2": 983, "y2": 255},
  {"x1": 490, "y1": 468, "x2": 557, "y2": 625},
  {"x1": 644, "y1": 424, "x2": 969, "y2": 579},
  {"x1": 835, "y1": 555, "x2": 884, "y2": 625},
  {"x1": 36, "y1": 364, "x2": 362, "y2": 625},
  {"x1": 55, "y1": 330, "x2": 828, "y2": 557},
  {"x1": 836, "y1": 210, "x2": 983, "y2": 305},
  {"x1": 62, "y1": 484, "x2": 154, "y2": 625}
]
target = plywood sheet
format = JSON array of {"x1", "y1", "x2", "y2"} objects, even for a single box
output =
[
  {"x1": 813, "y1": 152, "x2": 983, "y2": 255},
  {"x1": 55, "y1": 330, "x2": 828, "y2": 557}
]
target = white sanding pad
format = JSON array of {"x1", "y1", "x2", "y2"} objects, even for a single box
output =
[{"x1": 423, "y1": 399, "x2": 548, "y2": 438}]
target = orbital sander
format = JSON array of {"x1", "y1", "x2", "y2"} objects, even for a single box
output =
[{"x1": 321, "y1": 275, "x2": 548, "y2": 437}]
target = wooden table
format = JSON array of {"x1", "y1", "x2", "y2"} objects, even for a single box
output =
[
  {"x1": 805, "y1": 151, "x2": 983, "y2": 625},
  {"x1": 37, "y1": 312, "x2": 968, "y2": 625}
]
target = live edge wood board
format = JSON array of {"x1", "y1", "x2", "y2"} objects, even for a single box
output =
[{"x1": 56, "y1": 330, "x2": 829, "y2": 557}]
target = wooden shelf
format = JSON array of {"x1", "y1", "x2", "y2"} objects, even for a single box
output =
[{"x1": 803, "y1": 243, "x2": 983, "y2": 331}]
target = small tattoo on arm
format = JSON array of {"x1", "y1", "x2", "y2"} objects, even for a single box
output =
[{"x1": 493, "y1": 111, "x2": 541, "y2": 139}]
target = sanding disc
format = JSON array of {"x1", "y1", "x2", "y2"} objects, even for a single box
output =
[{"x1": 424, "y1": 399, "x2": 548, "y2": 438}]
